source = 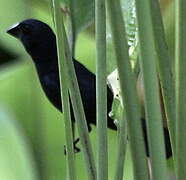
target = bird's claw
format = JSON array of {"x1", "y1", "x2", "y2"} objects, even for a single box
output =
[{"x1": 64, "y1": 138, "x2": 80, "y2": 155}]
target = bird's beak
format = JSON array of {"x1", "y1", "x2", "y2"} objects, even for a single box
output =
[{"x1": 6, "y1": 23, "x2": 21, "y2": 38}]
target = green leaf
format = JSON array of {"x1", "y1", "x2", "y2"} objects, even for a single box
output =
[
  {"x1": 61, "y1": 0, "x2": 94, "y2": 34},
  {"x1": 106, "y1": 0, "x2": 138, "y2": 74},
  {"x1": 0, "y1": 108, "x2": 38, "y2": 180},
  {"x1": 69, "y1": 0, "x2": 94, "y2": 34}
]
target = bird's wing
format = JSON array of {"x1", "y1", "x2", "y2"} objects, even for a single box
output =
[{"x1": 41, "y1": 73, "x2": 62, "y2": 111}]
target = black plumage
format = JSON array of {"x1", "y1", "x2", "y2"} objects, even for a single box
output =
[
  {"x1": 7, "y1": 19, "x2": 172, "y2": 158},
  {"x1": 7, "y1": 19, "x2": 116, "y2": 134}
]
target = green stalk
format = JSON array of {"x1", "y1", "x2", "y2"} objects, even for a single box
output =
[
  {"x1": 163, "y1": 1, "x2": 175, "y2": 60},
  {"x1": 64, "y1": 29, "x2": 97, "y2": 180},
  {"x1": 53, "y1": 1, "x2": 97, "y2": 179},
  {"x1": 133, "y1": 56, "x2": 140, "y2": 79},
  {"x1": 95, "y1": 0, "x2": 108, "y2": 179},
  {"x1": 135, "y1": 0, "x2": 167, "y2": 179},
  {"x1": 51, "y1": 0, "x2": 76, "y2": 180},
  {"x1": 68, "y1": 0, "x2": 77, "y2": 148},
  {"x1": 114, "y1": 112, "x2": 127, "y2": 180},
  {"x1": 68, "y1": 0, "x2": 76, "y2": 55},
  {"x1": 175, "y1": 0, "x2": 186, "y2": 178},
  {"x1": 150, "y1": 0, "x2": 176, "y2": 158},
  {"x1": 106, "y1": 0, "x2": 149, "y2": 180}
]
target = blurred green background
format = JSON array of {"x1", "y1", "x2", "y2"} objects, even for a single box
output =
[{"x1": 0, "y1": 0, "x2": 173, "y2": 179}]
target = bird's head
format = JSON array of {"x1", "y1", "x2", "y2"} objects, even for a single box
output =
[{"x1": 7, "y1": 19, "x2": 56, "y2": 62}]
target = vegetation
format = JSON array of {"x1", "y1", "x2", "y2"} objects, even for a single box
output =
[{"x1": 0, "y1": 0, "x2": 180, "y2": 179}]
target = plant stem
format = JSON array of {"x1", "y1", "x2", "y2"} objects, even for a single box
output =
[
  {"x1": 68, "y1": 0, "x2": 77, "y2": 55},
  {"x1": 134, "y1": 0, "x2": 167, "y2": 179},
  {"x1": 95, "y1": 0, "x2": 108, "y2": 179},
  {"x1": 150, "y1": 0, "x2": 176, "y2": 159},
  {"x1": 65, "y1": 30, "x2": 97, "y2": 180},
  {"x1": 114, "y1": 112, "x2": 127, "y2": 180},
  {"x1": 52, "y1": 0, "x2": 76, "y2": 180},
  {"x1": 52, "y1": 2, "x2": 97, "y2": 179},
  {"x1": 175, "y1": 0, "x2": 186, "y2": 178},
  {"x1": 107, "y1": 0, "x2": 149, "y2": 179}
]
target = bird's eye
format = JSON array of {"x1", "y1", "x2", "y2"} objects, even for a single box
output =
[{"x1": 20, "y1": 24, "x2": 31, "y2": 34}]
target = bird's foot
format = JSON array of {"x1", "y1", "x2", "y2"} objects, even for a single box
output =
[{"x1": 64, "y1": 138, "x2": 80, "y2": 155}]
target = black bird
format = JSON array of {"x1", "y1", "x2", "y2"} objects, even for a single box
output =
[
  {"x1": 7, "y1": 19, "x2": 172, "y2": 158},
  {"x1": 7, "y1": 19, "x2": 117, "y2": 151}
]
